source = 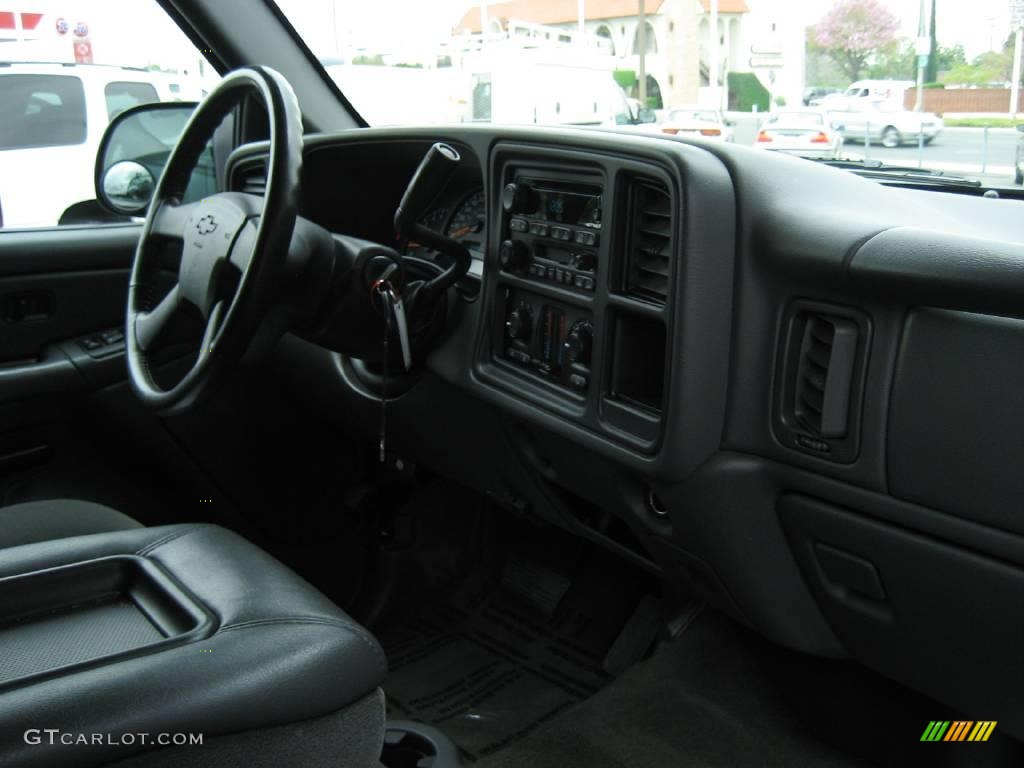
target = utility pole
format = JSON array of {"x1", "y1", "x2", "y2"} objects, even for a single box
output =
[
  {"x1": 480, "y1": 1, "x2": 489, "y2": 48},
  {"x1": 638, "y1": 0, "x2": 647, "y2": 105},
  {"x1": 1012, "y1": 26, "x2": 1022, "y2": 118},
  {"x1": 925, "y1": 0, "x2": 938, "y2": 84},
  {"x1": 710, "y1": 0, "x2": 720, "y2": 109},
  {"x1": 913, "y1": 0, "x2": 930, "y2": 110},
  {"x1": 578, "y1": 0, "x2": 585, "y2": 42}
]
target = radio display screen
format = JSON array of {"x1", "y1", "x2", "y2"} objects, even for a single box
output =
[{"x1": 532, "y1": 184, "x2": 602, "y2": 228}]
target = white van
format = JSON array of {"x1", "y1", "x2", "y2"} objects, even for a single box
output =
[
  {"x1": 0, "y1": 62, "x2": 171, "y2": 228},
  {"x1": 816, "y1": 80, "x2": 914, "y2": 110}
]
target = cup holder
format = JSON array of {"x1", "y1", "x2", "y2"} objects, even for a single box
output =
[{"x1": 381, "y1": 721, "x2": 461, "y2": 768}]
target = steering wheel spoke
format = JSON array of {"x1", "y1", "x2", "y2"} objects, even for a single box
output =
[
  {"x1": 134, "y1": 283, "x2": 182, "y2": 352},
  {"x1": 150, "y1": 199, "x2": 199, "y2": 240}
]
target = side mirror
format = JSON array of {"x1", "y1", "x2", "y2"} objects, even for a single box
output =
[
  {"x1": 1016, "y1": 123, "x2": 1024, "y2": 133},
  {"x1": 725, "y1": 119, "x2": 736, "y2": 127},
  {"x1": 94, "y1": 101, "x2": 199, "y2": 216},
  {"x1": 102, "y1": 161, "x2": 156, "y2": 214},
  {"x1": 832, "y1": 123, "x2": 845, "y2": 131}
]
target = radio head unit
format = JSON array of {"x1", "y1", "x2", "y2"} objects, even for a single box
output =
[
  {"x1": 500, "y1": 176, "x2": 603, "y2": 292},
  {"x1": 502, "y1": 179, "x2": 602, "y2": 227}
]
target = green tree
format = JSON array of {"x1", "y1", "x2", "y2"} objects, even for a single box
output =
[{"x1": 941, "y1": 36, "x2": 1017, "y2": 86}]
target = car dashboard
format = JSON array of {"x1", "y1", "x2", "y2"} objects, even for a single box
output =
[{"x1": 226, "y1": 124, "x2": 1024, "y2": 739}]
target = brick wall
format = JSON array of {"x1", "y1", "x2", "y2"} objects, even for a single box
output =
[{"x1": 903, "y1": 88, "x2": 1024, "y2": 113}]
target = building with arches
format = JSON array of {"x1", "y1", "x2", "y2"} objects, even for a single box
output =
[
  {"x1": 455, "y1": 0, "x2": 751, "y2": 110},
  {"x1": 451, "y1": 1, "x2": 824, "y2": 113}
]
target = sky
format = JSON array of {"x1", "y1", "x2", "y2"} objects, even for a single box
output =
[{"x1": 1, "y1": 0, "x2": 1016, "y2": 70}]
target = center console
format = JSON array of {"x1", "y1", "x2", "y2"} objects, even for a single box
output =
[{"x1": 478, "y1": 144, "x2": 678, "y2": 452}]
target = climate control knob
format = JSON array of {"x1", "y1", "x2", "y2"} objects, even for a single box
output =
[
  {"x1": 564, "y1": 322, "x2": 593, "y2": 366},
  {"x1": 506, "y1": 306, "x2": 533, "y2": 342},
  {"x1": 499, "y1": 239, "x2": 530, "y2": 273}
]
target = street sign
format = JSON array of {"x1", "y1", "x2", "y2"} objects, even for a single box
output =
[
  {"x1": 74, "y1": 40, "x2": 93, "y2": 63},
  {"x1": 749, "y1": 55, "x2": 784, "y2": 69}
]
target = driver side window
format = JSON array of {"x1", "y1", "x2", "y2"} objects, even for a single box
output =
[{"x1": 0, "y1": 3, "x2": 219, "y2": 230}]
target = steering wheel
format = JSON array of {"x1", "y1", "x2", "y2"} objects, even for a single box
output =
[{"x1": 126, "y1": 66, "x2": 302, "y2": 412}]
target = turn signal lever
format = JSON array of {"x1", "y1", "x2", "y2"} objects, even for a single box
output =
[{"x1": 394, "y1": 142, "x2": 472, "y2": 306}]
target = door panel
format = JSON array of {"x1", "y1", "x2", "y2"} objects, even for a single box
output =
[{"x1": 0, "y1": 222, "x2": 192, "y2": 523}]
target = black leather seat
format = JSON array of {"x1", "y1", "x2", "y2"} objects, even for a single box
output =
[
  {"x1": 0, "y1": 499, "x2": 142, "y2": 549},
  {"x1": 0, "y1": 507, "x2": 388, "y2": 768}
]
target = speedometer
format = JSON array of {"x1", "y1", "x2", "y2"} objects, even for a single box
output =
[{"x1": 446, "y1": 189, "x2": 485, "y2": 255}]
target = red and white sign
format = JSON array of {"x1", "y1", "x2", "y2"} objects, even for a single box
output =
[{"x1": 73, "y1": 40, "x2": 93, "y2": 64}]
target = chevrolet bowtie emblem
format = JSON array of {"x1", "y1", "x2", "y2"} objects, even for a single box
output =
[{"x1": 196, "y1": 215, "x2": 218, "y2": 235}]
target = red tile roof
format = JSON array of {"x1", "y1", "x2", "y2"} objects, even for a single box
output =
[
  {"x1": 699, "y1": 0, "x2": 749, "y2": 12},
  {"x1": 455, "y1": 0, "x2": 666, "y2": 34}
]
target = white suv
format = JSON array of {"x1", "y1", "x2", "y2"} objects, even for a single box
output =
[{"x1": 0, "y1": 62, "x2": 181, "y2": 228}]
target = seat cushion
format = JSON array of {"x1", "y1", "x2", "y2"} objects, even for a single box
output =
[
  {"x1": 0, "y1": 499, "x2": 142, "y2": 549},
  {"x1": 0, "y1": 523, "x2": 388, "y2": 768}
]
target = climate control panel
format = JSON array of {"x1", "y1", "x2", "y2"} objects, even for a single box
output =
[{"x1": 501, "y1": 288, "x2": 593, "y2": 392}]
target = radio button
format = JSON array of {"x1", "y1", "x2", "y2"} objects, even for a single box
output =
[
  {"x1": 529, "y1": 222, "x2": 550, "y2": 237},
  {"x1": 574, "y1": 230, "x2": 599, "y2": 247},
  {"x1": 569, "y1": 374, "x2": 589, "y2": 389},
  {"x1": 509, "y1": 217, "x2": 529, "y2": 233},
  {"x1": 551, "y1": 226, "x2": 572, "y2": 241}
]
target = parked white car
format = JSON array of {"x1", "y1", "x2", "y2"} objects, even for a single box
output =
[
  {"x1": 659, "y1": 107, "x2": 734, "y2": 142},
  {"x1": 0, "y1": 63, "x2": 178, "y2": 228},
  {"x1": 827, "y1": 99, "x2": 943, "y2": 148},
  {"x1": 755, "y1": 109, "x2": 844, "y2": 159}
]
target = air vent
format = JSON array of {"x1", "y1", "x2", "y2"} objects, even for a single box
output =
[
  {"x1": 624, "y1": 179, "x2": 672, "y2": 303},
  {"x1": 233, "y1": 158, "x2": 267, "y2": 195},
  {"x1": 793, "y1": 315, "x2": 858, "y2": 438}
]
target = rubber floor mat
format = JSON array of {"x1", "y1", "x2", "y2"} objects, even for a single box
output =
[{"x1": 379, "y1": 589, "x2": 613, "y2": 763}]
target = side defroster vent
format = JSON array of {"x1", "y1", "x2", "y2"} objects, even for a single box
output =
[
  {"x1": 794, "y1": 315, "x2": 858, "y2": 437},
  {"x1": 232, "y1": 158, "x2": 268, "y2": 196},
  {"x1": 775, "y1": 302, "x2": 870, "y2": 463},
  {"x1": 623, "y1": 179, "x2": 672, "y2": 303}
]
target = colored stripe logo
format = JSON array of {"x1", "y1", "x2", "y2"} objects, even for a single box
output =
[{"x1": 921, "y1": 721, "x2": 997, "y2": 742}]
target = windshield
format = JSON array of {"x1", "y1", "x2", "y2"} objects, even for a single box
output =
[{"x1": 283, "y1": 1, "x2": 1020, "y2": 186}]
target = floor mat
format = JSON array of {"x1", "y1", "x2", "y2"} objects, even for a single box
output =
[
  {"x1": 475, "y1": 608, "x2": 872, "y2": 768},
  {"x1": 379, "y1": 586, "x2": 617, "y2": 762}
]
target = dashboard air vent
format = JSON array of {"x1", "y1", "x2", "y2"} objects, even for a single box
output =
[
  {"x1": 794, "y1": 314, "x2": 858, "y2": 438},
  {"x1": 624, "y1": 179, "x2": 672, "y2": 303},
  {"x1": 234, "y1": 158, "x2": 268, "y2": 195}
]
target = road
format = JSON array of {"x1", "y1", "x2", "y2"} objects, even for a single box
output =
[{"x1": 730, "y1": 118, "x2": 1021, "y2": 186}]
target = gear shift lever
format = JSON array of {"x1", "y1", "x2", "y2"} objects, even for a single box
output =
[
  {"x1": 393, "y1": 143, "x2": 472, "y2": 304},
  {"x1": 395, "y1": 143, "x2": 461, "y2": 237}
]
